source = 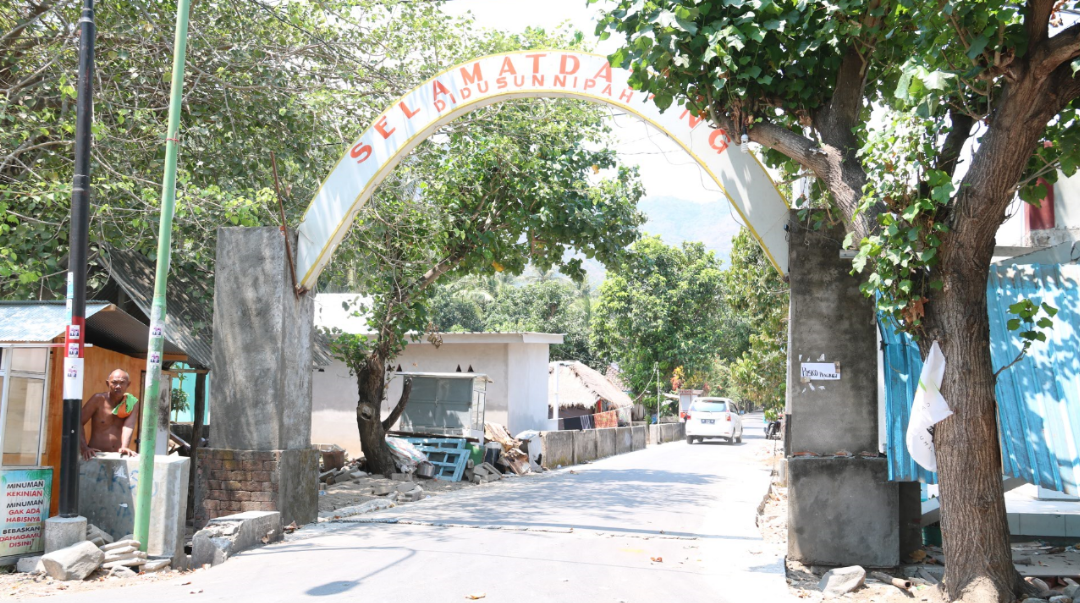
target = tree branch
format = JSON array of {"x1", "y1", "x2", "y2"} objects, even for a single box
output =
[
  {"x1": 746, "y1": 119, "x2": 828, "y2": 174},
  {"x1": 1025, "y1": 0, "x2": 1056, "y2": 49},
  {"x1": 936, "y1": 111, "x2": 975, "y2": 179},
  {"x1": 1031, "y1": 21, "x2": 1080, "y2": 80},
  {"x1": 381, "y1": 376, "x2": 412, "y2": 431},
  {"x1": 814, "y1": 46, "x2": 869, "y2": 154}
]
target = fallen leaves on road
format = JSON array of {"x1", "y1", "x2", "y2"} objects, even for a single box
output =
[
  {"x1": 465, "y1": 593, "x2": 486, "y2": 600},
  {"x1": 650, "y1": 557, "x2": 663, "y2": 563}
]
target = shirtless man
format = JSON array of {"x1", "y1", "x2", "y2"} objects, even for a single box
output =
[{"x1": 80, "y1": 369, "x2": 140, "y2": 459}]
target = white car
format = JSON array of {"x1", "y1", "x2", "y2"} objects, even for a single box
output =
[{"x1": 685, "y1": 397, "x2": 744, "y2": 444}]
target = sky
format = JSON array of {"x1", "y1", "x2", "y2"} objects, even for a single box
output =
[{"x1": 438, "y1": 0, "x2": 743, "y2": 257}]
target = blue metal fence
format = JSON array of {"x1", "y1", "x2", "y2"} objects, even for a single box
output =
[{"x1": 881, "y1": 264, "x2": 1080, "y2": 495}]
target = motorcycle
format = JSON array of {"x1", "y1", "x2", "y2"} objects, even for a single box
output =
[{"x1": 764, "y1": 418, "x2": 782, "y2": 440}]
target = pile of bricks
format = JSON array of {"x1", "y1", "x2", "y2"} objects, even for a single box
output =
[{"x1": 195, "y1": 449, "x2": 280, "y2": 525}]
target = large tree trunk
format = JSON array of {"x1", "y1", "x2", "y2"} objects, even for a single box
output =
[
  {"x1": 923, "y1": 251, "x2": 1018, "y2": 602},
  {"x1": 355, "y1": 357, "x2": 396, "y2": 476}
]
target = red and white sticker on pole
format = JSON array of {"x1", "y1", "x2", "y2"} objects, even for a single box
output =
[{"x1": 63, "y1": 272, "x2": 84, "y2": 399}]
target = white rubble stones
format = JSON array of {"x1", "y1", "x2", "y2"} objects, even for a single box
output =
[
  {"x1": 108, "y1": 565, "x2": 138, "y2": 579},
  {"x1": 16, "y1": 555, "x2": 43, "y2": 573},
  {"x1": 101, "y1": 538, "x2": 140, "y2": 552},
  {"x1": 818, "y1": 565, "x2": 866, "y2": 599},
  {"x1": 41, "y1": 541, "x2": 105, "y2": 581},
  {"x1": 86, "y1": 523, "x2": 114, "y2": 547},
  {"x1": 142, "y1": 558, "x2": 172, "y2": 572}
]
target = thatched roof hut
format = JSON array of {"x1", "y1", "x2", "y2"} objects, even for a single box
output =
[{"x1": 548, "y1": 361, "x2": 633, "y2": 414}]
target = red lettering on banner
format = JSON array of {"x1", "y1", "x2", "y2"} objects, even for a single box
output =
[
  {"x1": 496, "y1": 77, "x2": 508, "y2": 90},
  {"x1": 709, "y1": 129, "x2": 730, "y2": 154},
  {"x1": 374, "y1": 116, "x2": 395, "y2": 139},
  {"x1": 593, "y1": 63, "x2": 613, "y2": 83},
  {"x1": 434, "y1": 99, "x2": 446, "y2": 112},
  {"x1": 583, "y1": 79, "x2": 596, "y2": 91},
  {"x1": 351, "y1": 142, "x2": 372, "y2": 163},
  {"x1": 460, "y1": 63, "x2": 483, "y2": 85},
  {"x1": 432, "y1": 80, "x2": 452, "y2": 101},
  {"x1": 619, "y1": 88, "x2": 633, "y2": 103},
  {"x1": 573, "y1": 77, "x2": 579, "y2": 88},
  {"x1": 532, "y1": 75, "x2": 545, "y2": 86},
  {"x1": 478, "y1": 81, "x2": 490, "y2": 93},
  {"x1": 559, "y1": 54, "x2": 580, "y2": 75},
  {"x1": 460, "y1": 87, "x2": 472, "y2": 100},
  {"x1": 526, "y1": 53, "x2": 547, "y2": 73},
  {"x1": 554, "y1": 75, "x2": 567, "y2": 87},
  {"x1": 513, "y1": 75, "x2": 525, "y2": 87},
  {"x1": 499, "y1": 57, "x2": 517, "y2": 76},
  {"x1": 399, "y1": 101, "x2": 421, "y2": 119},
  {"x1": 601, "y1": 84, "x2": 613, "y2": 97},
  {"x1": 680, "y1": 109, "x2": 703, "y2": 129}
]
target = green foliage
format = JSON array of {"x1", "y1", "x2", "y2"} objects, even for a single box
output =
[
  {"x1": 717, "y1": 229, "x2": 789, "y2": 413},
  {"x1": 483, "y1": 280, "x2": 603, "y2": 369},
  {"x1": 1000, "y1": 299, "x2": 1058, "y2": 367},
  {"x1": 591, "y1": 236, "x2": 733, "y2": 395}
]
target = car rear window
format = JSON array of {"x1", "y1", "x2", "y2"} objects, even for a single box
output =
[{"x1": 690, "y1": 401, "x2": 728, "y2": 412}]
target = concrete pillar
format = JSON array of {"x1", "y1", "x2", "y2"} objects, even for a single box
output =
[
  {"x1": 195, "y1": 227, "x2": 318, "y2": 527},
  {"x1": 785, "y1": 213, "x2": 901, "y2": 567},
  {"x1": 44, "y1": 516, "x2": 86, "y2": 553}
]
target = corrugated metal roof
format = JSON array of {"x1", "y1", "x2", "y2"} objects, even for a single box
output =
[
  {"x1": 100, "y1": 246, "x2": 214, "y2": 368},
  {"x1": 0, "y1": 301, "x2": 111, "y2": 342},
  {"x1": 0, "y1": 301, "x2": 185, "y2": 357},
  {"x1": 882, "y1": 264, "x2": 1080, "y2": 495}
]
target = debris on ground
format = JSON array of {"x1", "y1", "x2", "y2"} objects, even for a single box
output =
[{"x1": 818, "y1": 566, "x2": 866, "y2": 599}]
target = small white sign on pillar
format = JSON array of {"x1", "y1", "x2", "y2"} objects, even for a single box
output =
[{"x1": 800, "y1": 362, "x2": 841, "y2": 381}]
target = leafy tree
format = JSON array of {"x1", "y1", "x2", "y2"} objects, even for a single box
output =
[
  {"x1": 591, "y1": 236, "x2": 735, "y2": 399},
  {"x1": 324, "y1": 90, "x2": 645, "y2": 475},
  {"x1": 719, "y1": 229, "x2": 788, "y2": 413},
  {"x1": 1, "y1": 0, "x2": 517, "y2": 299},
  {"x1": 427, "y1": 285, "x2": 485, "y2": 333},
  {"x1": 592, "y1": 0, "x2": 1080, "y2": 598},
  {"x1": 482, "y1": 280, "x2": 602, "y2": 368}
]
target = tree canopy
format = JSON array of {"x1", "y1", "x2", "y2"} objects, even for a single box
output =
[{"x1": 591, "y1": 236, "x2": 739, "y2": 396}]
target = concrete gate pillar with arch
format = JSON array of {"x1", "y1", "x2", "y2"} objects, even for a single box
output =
[{"x1": 199, "y1": 51, "x2": 911, "y2": 563}]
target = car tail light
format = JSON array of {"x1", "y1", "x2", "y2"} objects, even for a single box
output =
[
  {"x1": 725, "y1": 414, "x2": 732, "y2": 422},
  {"x1": 685, "y1": 414, "x2": 691, "y2": 421}
]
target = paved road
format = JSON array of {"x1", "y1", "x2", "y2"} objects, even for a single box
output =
[{"x1": 53, "y1": 413, "x2": 792, "y2": 603}]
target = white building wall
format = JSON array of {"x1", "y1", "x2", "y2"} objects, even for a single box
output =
[
  {"x1": 505, "y1": 343, "x2": 550, "y2": 434},
  {"x1": 311, "y1": 342, "x2": 513, "y2": 456}
]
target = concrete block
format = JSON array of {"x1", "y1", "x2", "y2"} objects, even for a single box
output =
[
  {"x1": 648, "y1": 424, "x2": 660, "y2": 445},
  {"x1": 191, "y1": 511, "x2": 283, "y2": 568},
  {"x1": 272, "y1": 447, "x2": 319, "y2": 527},
  {"x1": 788, "y1": 457, "x2": 899, "y2": 567},
  {"x1": 572, "y1": 430, "x2": 597, "y2": 464},
  {"x1": 615, "y1": 427, "x2": 633, "y2": 455},
  {"x1": 1018, "y1": 513, "x2": 1067, "y2": 536},
  {"x1": 16, "y1": 555, "x2": 43, "y2": 573},
  {"x1": 596, "y1": 428, "x2": 616, "y2": 458},
  {"x1": 540, "y1": 431, "x2": 574, "y2": 468},
  {"x1": 44, "y1": 516, "x2": 86, "y2": 553},
  {"x1": 41, "y1": 541, "x2": 103, "y2": 581},
  {"x1": 787, "y1": 216, "x2": 879, "y2": 455},
  {"x1": 211, "y1": 228, "x2": 314, "y2": 451},
  {"x1": 631, "y1": 426, "x2": 646, "y2": 451},
  {"x1": 78, "y1": 453, "x2": 189, "y2": 560},
  {"x1": 1065, "y1": 514, "x2": 1080, "y2": 538}
]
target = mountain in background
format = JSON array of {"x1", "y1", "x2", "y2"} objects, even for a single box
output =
[{"x1": 576, "y1": 195, "x2": 741, "y2": 285}]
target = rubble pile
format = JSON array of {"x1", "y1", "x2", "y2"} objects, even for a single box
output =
[{"x1": 21, "y1": 523, "x2": 173, "y2": 582}]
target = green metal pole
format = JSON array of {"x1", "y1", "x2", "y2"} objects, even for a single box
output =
[{"x1": 134, "y1": 0, "x2": 192, "y2": 552}]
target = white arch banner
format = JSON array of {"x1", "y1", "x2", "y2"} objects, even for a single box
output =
[{"x1": 296, "y1": 51, "x2": 789, "y2": 290}]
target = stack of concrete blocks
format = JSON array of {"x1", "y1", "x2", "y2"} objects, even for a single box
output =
[
  {"x1": 785, "y1": 214, "x2": 920, "y2": 568},
  {"x1": 195, "y1": 228, "x2": 318, "y2": 528},
  {"x1": 77, "y1": 454, "x2": 189, "y2": 561}
]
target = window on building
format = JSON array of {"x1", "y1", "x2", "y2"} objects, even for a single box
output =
[{"x1": 0, "y1": 347, "x2": 50, "y2": 466}]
